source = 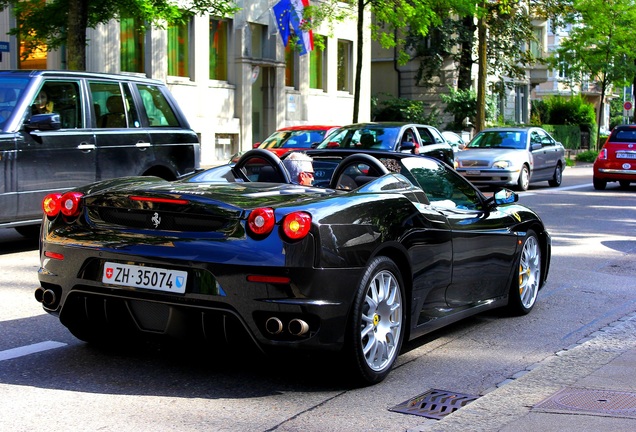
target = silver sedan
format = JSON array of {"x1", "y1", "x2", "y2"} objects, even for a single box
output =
[{"x1": 455, "y1": 127, "x2": 566, "y2": 191}]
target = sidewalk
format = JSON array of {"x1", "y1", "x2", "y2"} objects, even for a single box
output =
[{"x1": 414, "y1": 312, "x2": 636, "y2": 431}]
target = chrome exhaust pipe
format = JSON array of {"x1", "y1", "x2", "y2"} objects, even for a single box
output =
[
  {"x1": 42, "y1": 289, "x2": 57, "y2": 307},
  {"x1": 288, "y1": 318, "x2": 309, "y2": 336},
  {"x1": 34, "y1": 287, "x2": 45, "y2": 303},
  {"x1": 265, "y1": 317, "x2": 283, "y2": 335}
]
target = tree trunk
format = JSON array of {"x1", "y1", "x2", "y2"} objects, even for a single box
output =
[
  {"x1": 66, "y1": 0, "x2": 89, "y2": 70},
  {"x1": 475, "y1": 13, "x2": 488, "y2": 132},
  {"x1": 352, "y1": 0, "x2": 364, "y2": 123},
  {"x1": 457, "y1": 16, "x2": 475, "y2": 92}
]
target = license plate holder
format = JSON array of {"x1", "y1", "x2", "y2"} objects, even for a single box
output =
[
  {"x1": 102, "y1": 262, "x2": 187, "y2": 294},
  {"x1": 466, "y1": 170, "x2": 481, "y2": 175}
]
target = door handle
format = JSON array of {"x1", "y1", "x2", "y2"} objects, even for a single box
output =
[
  {"x1": 136, "y1": 141, "x2": 151, "y2": 149},
  {"x1": 77, "y1": 143, "x2": 96, "y2": 151}
]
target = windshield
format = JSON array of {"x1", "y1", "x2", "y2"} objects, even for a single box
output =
[
  {"x1": 260, "y1": 130, "x2": 329, "y2": 149},
  {"x1": 317, "y1": 126, "x2": 399, "y2": 150},
  {"x1": 467, "y1": 131, "x2": 527, "y2": 150},
  {"x1": 0, "y1": 78, "x2": 29, "y2": 129}
]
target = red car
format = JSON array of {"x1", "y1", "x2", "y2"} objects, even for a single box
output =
[
  {"x1": 594, "y1": 124, "x2": 636, "y2": 190},
  {"x1": 255, "y1": 125, "x2": 340, "y2": 157}
]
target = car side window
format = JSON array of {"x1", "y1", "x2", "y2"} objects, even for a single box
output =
[
  {"x1": 416, "y1": 127, "x2": 434, "y2": 145},
  {"x1": 530, "y1": 130, "x2": 543, "y2": 145},
  {"x1": 538, "y1": 130, "x2": 554, "y2": 146},
  {"x1": 32, "y1": 80, "x2": 82, "y2": 128},
  {"x1": 137, "y1": 84, "x2": 180, "y2": 127},
  {"x1": 89, "y1": 81, "x2": 140, "y2": 128}
]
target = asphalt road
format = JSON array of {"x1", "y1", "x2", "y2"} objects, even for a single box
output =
[{"x1": 1, "y1": 165, "x2": 635, "y2": 432}]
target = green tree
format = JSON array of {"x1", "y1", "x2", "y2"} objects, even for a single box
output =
[
  {"x1": 310, "y1": 0, "x2": 474, "y2": 123},
  {"x1": 549, "y1": 0, "x2": 636, "y2": 140},
  {"x1": 0, "y1": 0, "x2": 238, "y2": 70},
  {"x1": 408, "y1": 1, "x2": 572, "y2": 131}
]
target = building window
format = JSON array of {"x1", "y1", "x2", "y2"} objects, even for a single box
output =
[
  {"x1": 121, "y1": 16, "x2": 145, "y2": 73},
  {"x1": 530, "y1": 27, "x2": 542, "y2": 59},
  {"x1": 250, "y1": 23, "x2": 275, "y2": 60},
  {"x1": 285, "y1": 40, "x2": 298, "y2": 88},
  {"x1": 310, "y1": 41, "x2": 325, "y2": 91},
  {"x1": 337, "y1": 39, "x2": 352, "y2": 93},
  {"x1": 557, "y1": 53, "x2": 569, "y2": 79},
  {"x1": 210, "y1": 19, "x2": 228, "y2": 81},
  {"x1": 168, "y1": 19, "x2": 191, "y2": 77}
]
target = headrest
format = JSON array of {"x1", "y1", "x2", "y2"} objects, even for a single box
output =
[{"x1": 106, "y1": 95, "x2": 125, "y2": 114}]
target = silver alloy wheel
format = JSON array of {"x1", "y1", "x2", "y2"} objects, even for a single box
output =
[
  {"x1": 360, "y1": 270, "x2": 403, "y2": 371},
  {"x1": 518, "y1": 234, "x2": 541, "y2": 309},
  {"x1": 518, "y1": 166, "x2": 530, "y2": 190}
]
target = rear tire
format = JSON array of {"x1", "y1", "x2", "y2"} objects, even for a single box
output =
[
  {"x1": 593, "y1": 177, "x2": 607, "y2": 190},
  {"x1": 347, "y1": 256, "x2": 405, "y2": 385},
  {"x1": 548, "y1": 164, "x2": 562, "y2": 187},
  {"x1": 507, "y1": 230, "x2": 541, "y2": 315}
]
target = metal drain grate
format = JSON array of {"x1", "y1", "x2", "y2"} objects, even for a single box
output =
[
  {"x1": 389, "y1": 388, "x2": 479, "y2": 420},
  {"x1": 534, "y1": 387, "x2": 636, "y2": 418}
]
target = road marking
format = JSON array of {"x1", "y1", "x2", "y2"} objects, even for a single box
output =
[
  {"x1": 0, "y1": 341, "x2": 67, "y2": 361},
  {"x1": 521, "y1": 183, "x2": 593, "y2": 196}
]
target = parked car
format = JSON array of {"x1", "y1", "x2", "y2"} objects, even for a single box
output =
[
  {"x1": 36, "y1": 148, "x2": 551, "y2": 385},
  {"x1": 455, "y1": 127, "x2": 566, "y2": 191},
  {"x1": 593, "y1": 124, "x2": 636, "y2": 190},
  {"x1": 442, "y1": 131, "x2": 466, "y2": 153},
  {"x1": 254, "y1": 125, "x2": 340, "y2": 157},
  {"x1": 0, "y1": 70, "x2": 200, "y2": 237},
  {"x1": 316, "y1": 122, "x2": 455, "y2": 167}
]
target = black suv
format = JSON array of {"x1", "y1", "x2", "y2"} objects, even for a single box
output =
[{"x1": 0, "y1": 70, "x2": 200, "y2": 236}]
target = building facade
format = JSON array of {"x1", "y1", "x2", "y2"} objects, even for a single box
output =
[{"x1": 0, "y1": 1, "x2": 370, "y2": 166}]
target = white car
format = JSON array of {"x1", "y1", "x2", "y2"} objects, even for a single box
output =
[{"x1": 455, "y1": 127, "x2": 566, "y2": 191}]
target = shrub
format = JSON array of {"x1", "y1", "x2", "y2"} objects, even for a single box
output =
[
  {"x1": 372, "y1": 95, "x2": 440, "y2": 126},
  {"x1": 575, "y1": 150, "x2": 598, "y2": 163}
]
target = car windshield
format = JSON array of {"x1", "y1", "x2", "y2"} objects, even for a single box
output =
[
  {"x1": 260, "y1": 130, "x2": 329, "y2": 149},
  {"x1": 467, "y1": 131, "x2": 527, "y2": 149},
  {"x1": 317, "y1": 126, "x2": 399, "y2": 150},
  {"x1": 0, "y1": 78, "x2": 29, "y2": 129}
]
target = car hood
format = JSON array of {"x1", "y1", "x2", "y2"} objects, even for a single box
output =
[{"x1": 457, "y1": 148, "x2": 528, "y2": 163}]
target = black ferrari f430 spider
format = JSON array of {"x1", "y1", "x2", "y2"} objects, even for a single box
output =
[{"x1": 36, "y1": 149, "x2": 551, "y2": 384}]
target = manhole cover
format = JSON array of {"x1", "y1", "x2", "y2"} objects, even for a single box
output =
[
  {"x1": 535, "y1": 387, "x2": 636, "y2": 418},
  {"x1": 390, "y1": 388, "x2": 479, "y2": 420}
]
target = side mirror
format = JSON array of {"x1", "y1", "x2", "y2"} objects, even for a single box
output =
[
  {"x1": 492, "y1": 188, "x2": 518, "y2": 205},
  {"x1": 25, "y1": 113, "x2": 61, "y2": 131},
  {"x1": 531, "y1": 143, "x2": 542, "y2": 151},
  {"x1": 399, "y1": 141, "x2": 416, "y2": 153},
  {"x1": 326, "y1": 141, "x2": 340, "y2": 148},
  {"x1": 252, "y1": 142, "x2": 261, "y2": 149}
]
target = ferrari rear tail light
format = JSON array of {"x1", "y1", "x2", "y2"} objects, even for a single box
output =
[
  {"x1": 282, "y1": 211, "x2": 312, "y2": 240},
  {"x1": 247, "y1": 207, "x2": 275, "y2": 236},
  {"x1": 42, "y1": 193, "x2": 63, "y2": 217},
  {"x1": 60, "y1": 192, "x2": 84, "y2": 217}
]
